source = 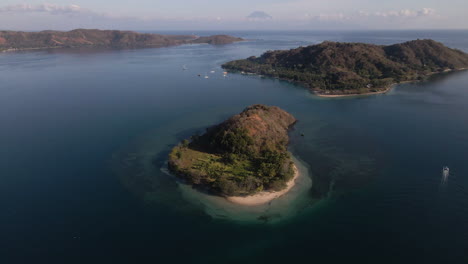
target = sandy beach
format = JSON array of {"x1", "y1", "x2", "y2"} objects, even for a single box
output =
[
  {"x1": 314, "y1": 86, "x2": 392, "y2": 98},
  {"x1": 314, "y1": 68, "x2": 468, "y2": 98},
  {"x1": 226, "y1": 164, "x2": 300, "y2": 206}
]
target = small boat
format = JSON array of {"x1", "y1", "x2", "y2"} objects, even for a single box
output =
[
  {"x1": 204, "y1": 75, "x2": 209, "y2": 79},
  {"x1": 443, "y1": 166, "x2": 450, "y2": 178},
  {"x1": 182, "y1": 65, "x2": 188, "y2": 70},
  {"x1": 210, "y1": 70, "x2": 215, "y2": 74}
]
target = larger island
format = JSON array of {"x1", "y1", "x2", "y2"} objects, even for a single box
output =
[
  {"x1": 0, "y1": 29, "x2": 243, "y2": 52},
  {"x1": 168, "y1": 105, "x2": 298, "y2": 204},
  {"x1": 222, "y1": 39, "x2": 468, "y2": 96}
]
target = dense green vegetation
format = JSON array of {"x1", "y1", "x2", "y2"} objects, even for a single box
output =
[
  {"x1": 168, "y1": 105, "x2": 297, "y2": 196},
  {"x1": 222, "y1": 39, "x2": 468, "y2": 95}
]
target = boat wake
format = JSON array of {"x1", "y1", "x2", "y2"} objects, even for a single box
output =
[{"x1": 441, "y1": 166, "x2": 450, "y2": 186}]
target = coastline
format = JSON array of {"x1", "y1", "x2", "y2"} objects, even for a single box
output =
[
  {"x1": 226, "y1": 163, "x2": 300, "y2": 206},
  {"x1": 228, "y1": 71, "x2": 403, "y2": 99},
  {"x1": 0, "y1": 33, "x2": 243, "y2": 54},
  {"x1": 314, "y1": 86, "x2": 393, "y2": 98},
  {"x1": 0, "y1": 44, "x2": 181, "y2": 53},
  {"x1": 176, "y1": 155, "x2": 313, "y2": 222},
  {"x1": 227, "y1": 67, "x2": 468, "y2": 99},
  {"x1": 313, "y1": 68, "x2": 468, "y2": 98}
]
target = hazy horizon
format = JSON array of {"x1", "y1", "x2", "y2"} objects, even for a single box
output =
[
  {"x1": 1, "y1": 0, "x2": 467, "y2": 31},
  {"x1": 3, "y1": 28, "x2": 468, "y2": 32}
]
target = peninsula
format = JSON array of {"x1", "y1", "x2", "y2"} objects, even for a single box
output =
[
  {"x1": 168, "y1": 105, "x2": 298, "y2": 204},
  {"x1": 0, "y1": 29, "x2": 243, "y2": 52},
  {"x1": 222, "y1": 39, "x2": 468, "y2": 96}
]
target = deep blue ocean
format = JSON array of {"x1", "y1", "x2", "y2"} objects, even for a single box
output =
[{"x1": 1, "y1": 30, "x2": 468, "y2": 263}]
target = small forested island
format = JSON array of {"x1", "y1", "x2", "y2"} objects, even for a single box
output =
[
  {"x1": 0, "y1": 29, "x2": 243, "y2": 52},
  {"x1": 222, "y1": 39, "x2": 468, "y2": 96},
  {"x1": 168, "y1": 105, "x2": 298, "y2": 204}
]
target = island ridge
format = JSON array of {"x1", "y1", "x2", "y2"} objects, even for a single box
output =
[
  {"x1": 0, "y1": 29, "x2": 243, "y2": 52},
  {"x1": 222, "y1": 39, "x2": 468, "y2": 96}
]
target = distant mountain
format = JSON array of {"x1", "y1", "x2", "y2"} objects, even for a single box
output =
[
  {"x1": 222, "y1": 39, "x2": 468, "y2": 96},
  {"x1": 0, "y1": 29, "x2": 243, "y2": 51}
]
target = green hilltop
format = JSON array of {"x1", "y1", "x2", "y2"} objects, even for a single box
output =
[
  {"x1": 222, "y1": 39, "x2": 468, "y2": 95},
  {"x1": 168, "y1": 105, "x2": 297, "y2": 197}
]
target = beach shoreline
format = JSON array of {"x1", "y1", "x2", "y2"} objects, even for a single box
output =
[
  {"x1": 314, "y1": 86, "x2": 393, "y2": 98},
  {"x1": 226, "y1": 163, "x2": 300, "y2": 206},
  {"x1": 313, "y1": 68, "x2": 468, "y2": 98}
]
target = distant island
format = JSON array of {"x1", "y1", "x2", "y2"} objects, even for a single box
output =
[
  {"x1": 168, "y1": 105, "x2": 298, "y2": 205},
  {"x1": 222, "y1": 39, "x2": 468, "y2": 97},
  {"x1": 0, "y1": 29, "x2": 243, "y2": 52}
]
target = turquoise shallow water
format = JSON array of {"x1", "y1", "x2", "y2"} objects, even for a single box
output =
[{"x1": 1, "y1": 30, "x2": 468, "y2": 263}]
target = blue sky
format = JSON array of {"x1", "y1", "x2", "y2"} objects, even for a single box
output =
[{"x1": 0, "y1": 0, "x2": 467, "y2": 30}]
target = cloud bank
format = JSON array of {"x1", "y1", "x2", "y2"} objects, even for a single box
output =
[
  {"x1": 0, "y1": 3, "x2": 458, "y2": 31},
  {"x1": 373, "y1": 8, "x2": 436, "y2": 18},
  {"x1": 247, "y1": 11, "x2": 272, "y2": 21},
  {"x1": 312, "y1": 8, "x2": 437, "y2": 22},
  {"x1": 0, "y1": 3, "x2": 85, "y2": 15}
]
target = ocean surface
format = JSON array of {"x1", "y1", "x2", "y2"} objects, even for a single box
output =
[{"x1": 1, "y1": 30, "x2": 468, "y2": 263}]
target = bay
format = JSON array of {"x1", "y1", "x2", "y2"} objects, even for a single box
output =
[{"x1": 1, "y1": 30, "x2": 468, "y2": 263}]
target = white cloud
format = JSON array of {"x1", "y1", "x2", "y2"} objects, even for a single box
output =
[
  {"x1": 0, "y1": 3, "x2": 448, "y2": 31},
  {"x1": 315, "y1": 13, "x2": 347, "y2": 22},
  {"x1": 418, "y1": 8, "x2": 436, "y2": 16},
  {"x1": 374, "y1": 8, "x2": 436, "y2": 18},
  {"x1": 298, "y1": 7, "x2": 441, "y2": 30},
  {"x1": 308, "y1": 7, "x2": 437, "y2": 22},
  {"x1": 0, "y1": 3, "x2": 86, "y2": 15},
  {"x1": 247, "y1": 11, "x2": 273, "y2": 21}
]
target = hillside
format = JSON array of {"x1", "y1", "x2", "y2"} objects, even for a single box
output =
[
  {"x1": 168, "y1": 105, "x2": 297, "y2": 196},
  {"x1": 222, "y1": 39, "x2": 468, "y2": 96},
  {"x1": 191, "y1": 35, "x2": 244, "y2": 45},
  {"x1": 0, "y1": 29, "x2": 243, "y2": 51}
]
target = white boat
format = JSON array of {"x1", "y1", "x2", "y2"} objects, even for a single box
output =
[
  {"x1": 204, "y1": 75, "x2": 209, "y2": 79},
  {"x1": 182, "y1": 65, "x2": 188, "y2": 70},
  {"x1": 443, "y1": 166, "x2": 449, "y2": 178},
  {"x1": 210, "y1": 70, "x2": 215, "y2": 74}
]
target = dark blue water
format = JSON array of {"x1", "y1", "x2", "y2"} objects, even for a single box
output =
[{"x1": 1, "y1": 30, "x2": 468, "y2": 263}]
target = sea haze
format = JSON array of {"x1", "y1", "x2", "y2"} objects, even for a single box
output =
[{"x1": 1, "y1": 30, "x2": 468, "y2": 263}]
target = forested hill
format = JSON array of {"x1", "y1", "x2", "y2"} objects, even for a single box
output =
[
  {"x1": 168, "y1": 105, "x2": 297, "y2": 196},
  {"x1": 0, "y1": 29, "x2": 243, "y2": 51},
  {"x1": 222, "y1": 39, "x2": 468, "y2": 95}
]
